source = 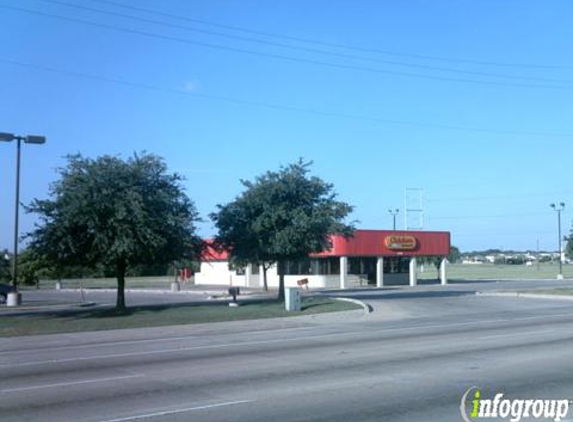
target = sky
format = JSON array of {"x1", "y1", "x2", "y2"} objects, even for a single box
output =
[{"x1": 1, "y1": 0, "x2": 573, "y2": 253}]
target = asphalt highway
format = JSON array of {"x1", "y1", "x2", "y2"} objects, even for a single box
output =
[{"x1": 3, "y1": 283, "x2": 573, "y2": 421}]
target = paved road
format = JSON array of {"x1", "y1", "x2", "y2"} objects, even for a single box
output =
[
  {"x1": 3, "y1": 281, "x2": 573, "y2": 421},
  {"x1": 16, "y1": 277, "x2": 573, "y2": 309}
]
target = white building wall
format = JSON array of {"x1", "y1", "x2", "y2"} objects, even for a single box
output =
[
  {"x1": 195, "y1": 261, "x2": 247, "y2": 287},
  {"x1": 197, "y1": 261, "x2": 345, "y2": 289},
  {"x1": 196, "y1": 260, "x2": 410, "y2": 289}
]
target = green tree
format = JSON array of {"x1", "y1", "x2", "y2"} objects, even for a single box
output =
[
  {"x1": 419, "y1": 245, "x2": 459, "y2": 278},
  {"x1": 566, "y1": 227, "x2": 573, "y2": 260},
  {"x1": 448, "y1": 246, "x2": 461, "y2": 264},
  {"x1": 211, "y1": 160, "x2": 354, "y2": 301},
  {"x1": 16, "y1": 249, "x2": 57, "y2": 287},
  {"x1": 27, "y1": 153, "x2": 203, "y2": 312}
]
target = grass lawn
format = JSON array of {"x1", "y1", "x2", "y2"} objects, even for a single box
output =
[
  {"x1": 22, "y1": 262, "x2": 571, "y2": 291},
  {"x1": 23, "y1": 276, "x2": 174, "y2": 290},
  {"x1": 417, "y1": 263, "x2": 573, "y2": 280},
  {"x1": 0, "y1": 297, "x2": 361, "y2": 337}
]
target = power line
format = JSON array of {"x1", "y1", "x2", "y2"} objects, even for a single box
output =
[
  {"x1": 428, "y1": 191, "x2": 573, "y2": 202},
  {"x1": 3, "y1": 4, "x2": 573, "y2": 91},
  {"x1": 3, "y1": 57, "x2": 573, "y2": 139},
  {"x1": 85, "y1": 0, "x2": 573, "y2": 70},
  {"x1": 34, "y1": 0, "x2": 573, "y2": 86},
  {"x1": 429, "y1": 212, "x2": 548, "y2": 221},
  {"x1": 4, "y1": 57, "x2": 573, "y2": 139},
  {"x1": 455, "y1": 231, "x2": 554, "y2": 237}
]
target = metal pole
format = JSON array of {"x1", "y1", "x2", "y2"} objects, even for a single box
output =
[
  {"x1": 388, "y1": 209, "x2": 399, "y2": 231},
  {"x1": 12, "y1": 137, "x2": 21, "y2": 290}
]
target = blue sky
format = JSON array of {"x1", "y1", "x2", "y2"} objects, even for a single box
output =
[{"x1": 1, "y1": 0, "x2": 573, "y2": 252}]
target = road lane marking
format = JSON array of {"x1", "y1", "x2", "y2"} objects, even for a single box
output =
[
  {"x1": 88, "y1": 400, "x2": 253, "y2": 422},
  {"x1": 7, "y1": 309, "x2": 573, "y2": 357},
  {"x1": 0, "y1": 374, "x2": 142, "y2": 393},
  {"x1": 479, "y1": 329, "x2": 557, "y2": 340},
  {"x1": 4, "y1": 312, "x2": 573, "y2": 368}
]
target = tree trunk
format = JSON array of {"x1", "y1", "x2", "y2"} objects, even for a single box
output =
[
  {"x1": 262, "y1": 264, "x2": 268, "y2": 292},
  {"x1": 116, "y1": 260, "x2": 127, "y2": 312},
  {"x1": 277, "y1": 260, "x2": 285, "y2": 302}
]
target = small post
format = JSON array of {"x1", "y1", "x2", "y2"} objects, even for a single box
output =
[
  {"x1": 409, "y1": 257, "x2": 417, "y2": 287},
  {"x1": 440, "y1": 258, "x2": 448, "y2": 285},
  {"x1": 340, "y1": 256, "x2": 348, "y2": 289},
  {"x1": 6, "y1": 291, "x2": 22, "y2": 307},
  {"x1": 376, "y1": 257, "x2": 384, "y2": 288},
  {"x1": 228, "y1": 287, "x2": 240, "y2": 307}
]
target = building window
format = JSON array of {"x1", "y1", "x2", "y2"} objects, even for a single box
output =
[
  {"x1": 348, "y1": 257, "x2": 377, "y2": 282},
  {"x1": 281, "y1": 258, "x2": 342, "y2": 275},
  {"x1": 384, "y1": 257, "x2": 409, "y2": 274},
  {"x1": 284, "y1": 258, "x2": 312, "y2": 275},
  {"x1": 348, "y1": 258, "x2": 362, "y2": 275},
  {"x1": 329, "y1": 257, "x2": 340, "y2": 274}
]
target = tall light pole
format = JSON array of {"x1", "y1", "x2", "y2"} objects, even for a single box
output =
[
  {"x1": 550, "y1": 202, "x2": 565, "y2": 280},
  {"x1": 0, "y1": 132, "x2": 46, "y2": 291},
  {"x1": 388, "y1": 208, "x2": 399, "y2": 231}
]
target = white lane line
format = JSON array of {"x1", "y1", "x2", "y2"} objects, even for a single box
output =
[
  {"x1": 90, "y1": 400, "x2": 253, "y2": 422},
  {"x1": 479, "y1": 329, "x2": 557, "y2": 340},
  {"x1": 0, "y1": 335, "x2": 344, "y2": 367},
  {"x1": 6, "y1": 309, "x2": 573, "y2": 357},
  {"x1": 4, "y1": 312, "x2": 573, "y2": 368},
  {"x1": 0, "y1": 374, "x2": 142, "y2": 393}
]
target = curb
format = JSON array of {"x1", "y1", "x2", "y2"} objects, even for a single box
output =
[
  {"x1": 477, "y1": 291, "x2": 573, "y2": 301},
  {"x1": 0, "y1": 301, "x2": 96, "y2": 313},
  {"x1": 331, "y1": 297, "x2": 373, "y2": 315},
  {"x1": 57, "y1": 288, "x2": 232, "y2": 296}
]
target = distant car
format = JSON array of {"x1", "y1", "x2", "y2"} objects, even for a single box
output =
[{"x1": 0, "y1": 283, "x2": 15, "y2": 303}]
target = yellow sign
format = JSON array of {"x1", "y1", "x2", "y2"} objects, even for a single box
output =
[{"x1": 384, "y1": 235, "x2": 417, "y2": 251}]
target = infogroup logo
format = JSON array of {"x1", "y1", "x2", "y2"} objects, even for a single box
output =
[{"x1": 460, "y1": 387, "x2": 570, "y2": 422}]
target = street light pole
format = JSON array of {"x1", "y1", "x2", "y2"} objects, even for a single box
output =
[
  {"x1": 550, "y1": 202, "x2": 565, "y2": 280},
  {"x1": 13, "y1": 137, "x2": 22, "y2": 289},
  {"x1": 0, "y1": 132, "x2": 46, "y2": 292},
  {"x1": 388, "y1": 209, "x2": 399, "y2": 231}
]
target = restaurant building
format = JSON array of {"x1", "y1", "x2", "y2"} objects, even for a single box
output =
[{"x1": 195, "y1": 229, "x2": 451, "y2": 289}]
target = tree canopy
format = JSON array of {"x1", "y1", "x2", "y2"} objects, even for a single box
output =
[
  {"x1": 26, "y1": 153, "x2": 202, "y2": 311},
  {"x1": 0, "y1": 250, "x2": 10, "y2": 283},
  {"x1": 448, "y1": 245, "x2": 461, "y2": 263},
  {"x1": 566, "y1": 232, "x2": 573, "y2": 260},
  {"x1": 211, "y1": 160, "x2": 354, "y2": 300}
]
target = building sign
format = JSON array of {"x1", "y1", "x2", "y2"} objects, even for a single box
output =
[{"x1": 384, "y1": 235, "x2": 417, "y2": 251}]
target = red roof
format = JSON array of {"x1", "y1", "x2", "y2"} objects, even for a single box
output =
[
  {"x1": 313, "y1": 230, "x2": 450, "y2": 257},
  {"x1": 202, "y1": 230, "x2": 450, "y2": 261},
  {"x1": 202, "y1": 240, "x2": 229, "y2": 261}
]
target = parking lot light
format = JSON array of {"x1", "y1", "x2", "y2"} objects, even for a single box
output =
[{"x1": 1, "y1": 131, "x2": 47, "y2": 293}]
